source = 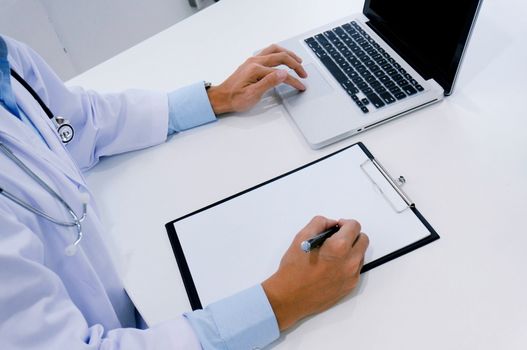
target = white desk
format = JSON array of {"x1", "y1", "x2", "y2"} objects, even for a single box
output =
[{"x1": 69, "y1": 0, "x2": 527, "y2": 348}]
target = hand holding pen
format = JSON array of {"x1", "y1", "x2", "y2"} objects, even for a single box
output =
[{"x1": 262, "y1": 216, "x2": 369, "y2": 331}]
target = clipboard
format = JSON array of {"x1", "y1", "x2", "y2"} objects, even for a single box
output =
[{"x1": 166, "y1": 142, "x2": 439, "y2": 310}]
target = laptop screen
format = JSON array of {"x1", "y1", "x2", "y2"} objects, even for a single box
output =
[{"x1": 363, "y1": 0, "x2": 482, "y2": 95}]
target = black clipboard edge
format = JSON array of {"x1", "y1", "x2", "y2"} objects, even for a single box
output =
[
  {"x1": 165, "y1": 142, "x2": 439, "y2": 310},
  {"x1": 166, "y1": 221, "x2": 203, "y2": 310},
  {"x1": 361, "y1": 206, "x2": 440, "y2": 273}
]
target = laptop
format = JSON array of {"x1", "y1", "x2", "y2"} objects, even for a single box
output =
[{"x1": 275, "y1": 0, "x2": 483, "y2": 149}]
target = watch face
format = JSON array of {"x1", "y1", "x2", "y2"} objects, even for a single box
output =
[{"x1": 58, "y1": 124, "x2": 74, "y2": 143}]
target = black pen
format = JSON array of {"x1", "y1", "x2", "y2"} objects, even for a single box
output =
[{"x1": 300, "y1": 225, "x2": 340, "y2": 252}]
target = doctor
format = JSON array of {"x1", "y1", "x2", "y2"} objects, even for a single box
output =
[{"x1": 0, "y1": 35, "x2": 369, "y2": 349}]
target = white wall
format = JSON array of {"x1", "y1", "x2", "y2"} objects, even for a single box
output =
[
  {"x1": 0, "y1": 0, "x2": 215, "y2": 80},
  {"x1": 0, "y1": 0, "x2": 77, "y2": 78}
]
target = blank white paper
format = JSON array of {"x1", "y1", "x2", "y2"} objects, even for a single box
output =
[{"x1": 173, "y1": 144, "x2": 432, "y2": 306}]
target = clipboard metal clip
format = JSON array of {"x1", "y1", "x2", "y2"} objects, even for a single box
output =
[{"x1": 360, "y1": 159, "x2": 415, "y2": 214}]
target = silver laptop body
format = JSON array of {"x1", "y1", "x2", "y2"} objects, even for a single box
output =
[{"x1": 276, "y1": 1, "x2": 483, "y2": 149}]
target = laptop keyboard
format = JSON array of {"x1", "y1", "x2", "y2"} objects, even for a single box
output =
[{"x1": 305, "y1": 21, "x2": 424, "y2": 114}]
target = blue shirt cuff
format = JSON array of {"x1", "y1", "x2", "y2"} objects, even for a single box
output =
[
  {"x1": 184, "y1": 284, "x2": 280, "y2": 350},
  {"x1": 167, "y1": 81, "x2": 217, "y2": 135}
]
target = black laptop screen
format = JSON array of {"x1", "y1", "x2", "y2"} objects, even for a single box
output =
[{"x1": 363, "y1": 0, "x2": 481, "y2": 95}]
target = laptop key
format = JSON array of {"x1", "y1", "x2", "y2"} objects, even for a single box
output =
[
  {"x1": 356, "y1": 66, "x2": 367, "y2": 73},
  {"x1": 394, "y1": 92, "x2": 407, "y2": 100},
  {"x1": 361, "y1": 106, "x2": 369, "y2": 113},
  {"x1": 380, "y1": 92, "x2": 396, "y2": 104},
  {"x1": 357, "y1": 82, "x2": 369, "y2": 90},
  {"x1": 351, "y1": 76, "x2": 363, "y2": 84},
  {"x1": 389, "y1": 86, "x2": 402, "y2": 94},
  {"x1": 374, "y1": 86, "x2": 387, "y2": 94},
  {"x1": 312, "y1": 47, "x2": 328, "y2": 58},
  {"x1": 415, "y1": 84, "x2": 424, "y2": 91},
  {"x1": 346, "y1": 70, "x2": 359, "y2": 78},
  {"x1": 319, "y1": 56, "x2": 348, "y2": 84},
  {"x1": 401, "y1": 85, "x2": 418, "y2": 95},
  {"x1": 366, "y1": 93, "x2": 386, "y2": 108},
  {"x1": 392, "y1": 73, "x2": 404, "y2": 82},
  {"x1": 379, "y1": 75, "x2": 392, "y2": 84},
  {"x1": 361, "y1": 98, "x2": 370, "y2": 105},
  {"x1": 340, "y1": 80, "x2": 354, "y2": 90},
  {"x1": 396, "y1": 79, "x2": 410, "y2": 87}
]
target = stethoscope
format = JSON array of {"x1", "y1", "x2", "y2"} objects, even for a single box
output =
[
  {"x1": 10, "y1": 69, "x2": 75, "y2": 144},
  {"x1": 0, "y1": 72, "x2": 85, "y2": 256}
]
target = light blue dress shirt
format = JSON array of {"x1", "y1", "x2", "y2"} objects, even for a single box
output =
[{"x1": 1, "y1": 35, "x2": 279, "y2": 350}]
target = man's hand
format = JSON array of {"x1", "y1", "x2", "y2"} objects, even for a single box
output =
[
  {"x1": 207, "y1": 44, "x2": 308, "y2": 114},
  {"x1": 262, "y1": 216, "x2": 369, "y2": 331}
]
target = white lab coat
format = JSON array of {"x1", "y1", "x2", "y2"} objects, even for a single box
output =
[{"x1": 0, "y1": 37, "x2": 201, "y2": 349}]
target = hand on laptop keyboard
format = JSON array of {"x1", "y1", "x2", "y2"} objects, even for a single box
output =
[{"x1": 207, "y1": 44, "x2": 308, "y2": 114}]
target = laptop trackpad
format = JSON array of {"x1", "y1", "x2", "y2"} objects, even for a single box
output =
[{"x1": 276, "y1": 63, "x2": 334, "y2": 106}]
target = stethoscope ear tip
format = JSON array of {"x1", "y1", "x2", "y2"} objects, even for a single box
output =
[{"x1": 64, "y1": 244, "x2": 78, "y2": 256}]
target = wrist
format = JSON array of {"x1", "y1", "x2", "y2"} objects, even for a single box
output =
[
  {"x1": 262, "y1": 275, "x2": 300, "y2": 331},
  {"x1": 207, "y1": 85, "x2": 232, "y2": 115}
]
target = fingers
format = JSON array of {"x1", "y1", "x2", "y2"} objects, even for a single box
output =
[
  {"x1": 320, "y1": 219, "x2": 365, "y2": 259},
  {"x1": 350, "y1": 233, "x2": 369, "y2": 257},
  {"x1": 249, "y1": 69, "x2": 305, "y2": 101},
  {"x1": 335, "y1": 219, "x2": 362, "y2": 244},
  {"x1": 295, "y1": 215, "x2": 338, "y2": 243},
  {"x1": 258, "y1": 43, "x2": 303, "y2": 64},
  {"x1": 247, "y1": 60, "x2": 305, "y2": 91},
  {"x1": 254, "y1": 52, "x2": 307, "y2": 78}
]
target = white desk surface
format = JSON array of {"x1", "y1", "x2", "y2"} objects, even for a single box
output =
[{"x1": 70, "y1": 0, "x2": 527, "y2": 348}]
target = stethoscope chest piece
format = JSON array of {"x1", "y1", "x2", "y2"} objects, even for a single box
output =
[{"x1": 52, "y1": 116, "x2": 74, "y2": 144}]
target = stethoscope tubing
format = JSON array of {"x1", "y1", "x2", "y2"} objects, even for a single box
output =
[
  {"x1": 10, "y1": 68, "x2": 55, "y2": 120},
  {"x1": 0, "y1": 142, "x2": 86, "y2": 252}
]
